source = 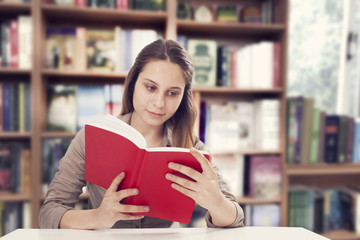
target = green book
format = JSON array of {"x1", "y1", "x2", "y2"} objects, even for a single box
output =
[{"x1": 310, "y1": 107, "x2": 320, "y2": 164}]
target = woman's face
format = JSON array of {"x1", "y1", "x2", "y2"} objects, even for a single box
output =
[{"x1": 132, "y1": 60, "x2": 186, "y2": 128}]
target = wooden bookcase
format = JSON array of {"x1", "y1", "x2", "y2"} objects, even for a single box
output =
[{"x1": 3, "y1": 1, "x2": 357, "y2": 239}]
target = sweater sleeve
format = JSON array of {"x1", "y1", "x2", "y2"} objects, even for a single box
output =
[
  {"x1": 193, "y1": 138, "x2": 245, "y2": 228},
  {"x1": 38, "y1": 129, "x2": 86, "y2": 228}
]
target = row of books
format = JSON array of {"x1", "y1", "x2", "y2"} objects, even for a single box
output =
[
  {"x1": 177, "y1": 0, "x2": 276, "y2": 24},
  {"x1": 198, "y1": 99, "x2": 280, "y2": 153},
  {"x1": 0, "y1": 0, "x2": 31, "y2": 3},
  {"x1": 215, "y1": 155, "x2": 281, "y2": 200},
  {"x1": 47, "y1": 0, "x2": 165, "y2": 11},
  {"x1": 47, "y1": 84, "x2": 123, "y2": 132},
  {"x1": 0, "y1": 16, "x2": 32, "y2": 69},
  {"x1": 0, "y1": 81, "x2": 31, "y2": 132},
  {"x1": 288, "y1": 186, "x2": 360, "y2": 234},
  {"x1": 46, "y1": 26, "x2": 161, "y2": 73},
  {"x1": 286, "y1": 96, "x2": 360, "y2": 164},
  {"x1": 178, "y1": 37, "x2": 281, "y2": 88},
  {"x1": 0, "y1": 142, "x2": 31, "y2": 194},
  {"x1": 0, "y1": 201, "x2": 30, "y2": 237}
]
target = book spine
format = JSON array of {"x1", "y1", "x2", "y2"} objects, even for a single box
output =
[
  {"x1": 337, "y1": 116, "x2": 348, "y2": 163},
  {"x1": 317, "y1": 111, "x2": 326, "y2": 164},
  {"x1": 346, "y1": 117, "x2": 354, "y2": 163},
  {"x1": 324, "y1": 115, "x2": 340, "y2": 163},
  {"x1": 0, "y1": 83, "x2": 3, "y2": 132},
  {"x1": 294, "y1": 97, "x2": 304, "y2": 164},
  {"x1": 10, "y1": 20, "x2": 19, "y2": 68}
]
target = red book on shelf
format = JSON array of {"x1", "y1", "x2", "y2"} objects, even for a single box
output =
[
  {"x1": 75, "y1": 0, "x2": 86, "y2": 7},
  {"x1": 117, "y1": 0, "x2": 128, "y2": 9},
  {"x1": 85, "y1": 115, "x2": 210, "y2": 224},
  {"x1": 9, "y1": 20, "x2": 19, "y2": 69}
]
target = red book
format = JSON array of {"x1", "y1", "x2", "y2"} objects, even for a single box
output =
[
  {"x1": 75, "y1": 0, "x2": 86, "y2": 7},
  {"x1": 117, "y1": 0, "x2": 128, "y2": 9},
  {"x1": 85, "y1": 115, "x2": 210, "y2": 224},
  {"x1": 273, "y1": 42, "x2": 281, "y2": 87},
  {"x1": 9, "y1": 20, "x2": 19, "y2": 68}
]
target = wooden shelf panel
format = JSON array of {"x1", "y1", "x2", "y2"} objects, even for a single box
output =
[
  {"x1": 0, "y1": 132, "x2": 32, "y2": 139},
  {"x1": 322, "y1": 229, "x2": 360, "y2": 240},
  {"x1": 286, "y1": 163, "x2": 360, "y2": 176},
  {"x1": 41, "y1": 132, "x2": 77, "y2": 138},
  {"x1": 0, "y1": 192, "x2": 31, "y2": 202},
  {"x1": 177, "y1": 20, "x2": 285, "y2": 38},
  {"x1": 42, "y1": 69, "x2": 127, "y2": 80},
  {"x1": 237, "y1": 196, "x2": 281, "y2": 205},
  {"x1": 0, "y1": 2, "x2": 31, "y2": 14},
  {"x1": 212, "y1": 149, "x2": 282, "y2": 156},
  {"x1": 0, "y1": 68, "x2": 31, "y2": 75},
  {"x1": 193, "y1": 87, "x2": 283, "y2": 94},
  {"x1": 42, "y1": 4, "x2": 167, "y2": 28}
]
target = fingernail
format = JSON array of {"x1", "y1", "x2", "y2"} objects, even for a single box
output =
[
  {"x1": 144, "y1": 206, "x2": 150, "y2": 212},
  {"x1": 132, "y1": 189, "x2": 138, "y2": 194},
  {"x1": 168, "y1": 162, "x2": 175, "y2": 168},
  {"x1": 165, "y1": 173, "x2": 172, "y2": 180}
]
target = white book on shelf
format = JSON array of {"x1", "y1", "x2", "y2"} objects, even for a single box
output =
[
  {"x1": 18, "y1": 15, "x2": 32, "y2": 69},
  {"x1": 236, "y1": 45, "x2": 252, "y2": 89},
  {"x1": 234, "y1": 101, "x2": 255, "y2": 149},
  {"x1": 131, "y1": 29, "x2": 158, "y2": 67},
  {"x1": 254, "y1": 99, "x2": 280, "y2": 150},
  {"x1": 252, "y1": 42, "x2": 273, "y2": 89},
  {"x1": 213, "y1": 154, "x2": 244, "y2": 198}
]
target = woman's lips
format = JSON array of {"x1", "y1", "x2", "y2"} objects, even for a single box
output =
[{"x1": 148, "y1": 111, "x2": 164, "y2": 118}]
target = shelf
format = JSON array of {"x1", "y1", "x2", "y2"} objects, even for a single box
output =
[
  {"x1": 177, "y1": 20, "x2": 285, "y2": 39},
  {"x1": 41, "y1": 4, "x2": 167, "y2": 28},
  {"x1": 193, "y1": 87, "x2": 283, "y2": 95},
  {"x1": 0, "y1": 2, "x2": 31, "y2": 14},
  {"x1": 42, "y1": 69, "x2": 127, "y2": 81},
  {"x1": 237, "y1": 196, "x2": 281, "y2": 205},
  {"x1": 41, "y1": 131, "x2": 77, "y2": 138},
  {"x1": 322, "y1": 229, "x2": 360, "y2": 240},
  {"x1": 0, "y1": 132, "x2": 32, "y2": 139},
  {"x1": 0, "y1": 68, "x2": 31, "y2": 76},
  {"x1": 212, "y1": 149, "x2": 282, "y2": 156},
  {"x1": 0, "y1": 192, "x2": 31, "y2": 202},
  {"x1": 286, "y1": 163, "x2": 360, "y2": 176}
]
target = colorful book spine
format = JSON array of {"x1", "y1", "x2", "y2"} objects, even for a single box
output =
[{"x1": 324, "y1": 115, "x2": 340, "y2": 163}]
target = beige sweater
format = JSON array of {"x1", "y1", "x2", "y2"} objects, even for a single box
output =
[{"x1": 39, "y1": 113, "x2": 244, "y2": 228}]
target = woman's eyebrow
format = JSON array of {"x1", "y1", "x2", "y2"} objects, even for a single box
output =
[{"x1": 143, "y1": 78, "x2": 183, "y2": 90}]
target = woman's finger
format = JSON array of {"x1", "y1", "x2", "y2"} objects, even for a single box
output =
[{"x1": 107, "y1": 172, "x2": 125, "y2": 193}]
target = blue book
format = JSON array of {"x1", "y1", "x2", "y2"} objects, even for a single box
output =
[{"x1": 324, "y1": 115, "x2": 340, "y2": 163}]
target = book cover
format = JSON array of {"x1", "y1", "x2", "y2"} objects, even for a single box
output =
[
  {"x1": 47, "y1": 84, "x2": 77, "y2": 132},
  {"x1": 353, "y1": 120, "x2": 360, "y2": 163},
  {"x1": 249, "y1": 156, "x2": 281, "y2": 199},
  {"x1": 187, "y1": 39, "x2": 217, "y2": 87},
  {"x1": 300, "y1": 97, "x2": 314, "y2": 165},
  {"x1": 346, "y1": 117, "x2": 355, "y2": 163},
  {"x1": 337, "y1": 116, "x2": 348, "y2": 163},
  {"x1": 85, "y1": 115, "x2": 210, "y2": 224},
  {"x1": 86, "y1": 29, "x2": 116, "y2": 72}
]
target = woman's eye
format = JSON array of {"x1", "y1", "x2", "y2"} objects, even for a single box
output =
[
  {"x1": 146, "y1": 85, "x2": 156, "y2": 91},
  {"x1": 168, "y1": 91, "x2": 179, "y2": 97}
]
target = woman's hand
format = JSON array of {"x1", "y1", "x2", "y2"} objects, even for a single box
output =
[
  {"x1": 165, "y1": 148, "x2": 236, "y2": 227},
  {"x1": 94, "y1": 172, "x2": 150, "y2": 229}
]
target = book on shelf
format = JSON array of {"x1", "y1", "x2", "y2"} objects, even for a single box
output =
[
  {"x1": 193, "y1": 4, "x2": 214, "y2": 23},
  {"x1": 249, "y1": 156, "x2": 281, "y2": 199},
  {"x1": 176, "y1": 2, "x2": 191, "y2": 20},
  {"x1": 131, "y1": 0, "x2": 165, "y2": 11},
  {"x1": 187, "y1": 39, "x2": 217, "y2": 87},
  {"x1": 76, "y1": 85, "x2": 106, "y2": 130},
  {"x1": 47, "y1": 84, "x2": 77, "y2": 132},
  {"x1": 216, "y1": 5, "x2": 238, "y2": 22},
  {"x1": 42, "y1": 138, "x2": 72, "y2": 193},
  {"x1": 85, "y1": 114, "x2": 210, "y2": 224},
  {"x1": 251, "y1": 204, "x2": 281, "y2": 227},
  {"x1": 213, "y1": 154, "x2": 244, "y2": 198}
]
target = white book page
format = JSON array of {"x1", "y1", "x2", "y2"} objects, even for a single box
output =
[{"x1": 86, "y1": 115, "x2": 147, "y2": 149}]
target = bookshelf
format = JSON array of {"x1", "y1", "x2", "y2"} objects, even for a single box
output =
[{"x1": 0, "y1": 0, "x2": 292, "y2": 231}]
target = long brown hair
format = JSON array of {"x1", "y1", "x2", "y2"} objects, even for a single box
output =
[{"x1": 120, "y1": 39, "x2": 197, "y2": 148}]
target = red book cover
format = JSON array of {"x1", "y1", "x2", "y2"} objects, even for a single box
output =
[
  {"x1": 85, "y1": 115, "x2": 210, "y2": 224},
  {"x1": 273, "y1": 42, "x2": 281, "y2": 87},
  {"x1": 117, "y1": 0, "x2": 128, "y2": 9},
  {"x1": 75, "y1": 0, "x2": 86, "y2": 7},
  {"x1": 10, "y1": 20, "x2": 19, "y2": 69}
]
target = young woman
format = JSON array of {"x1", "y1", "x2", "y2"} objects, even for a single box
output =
[{"x1": 39, "y1": 39, "x2": 244, "y2": 229}]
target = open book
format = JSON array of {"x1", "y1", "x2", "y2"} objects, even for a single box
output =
[{"x1": 84, "y1": 115, "x2": 210, "y2": 224}]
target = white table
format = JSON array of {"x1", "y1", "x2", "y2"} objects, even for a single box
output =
[{"x1": 1, "y1": 227, "x2": 330, "y2": 240}]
